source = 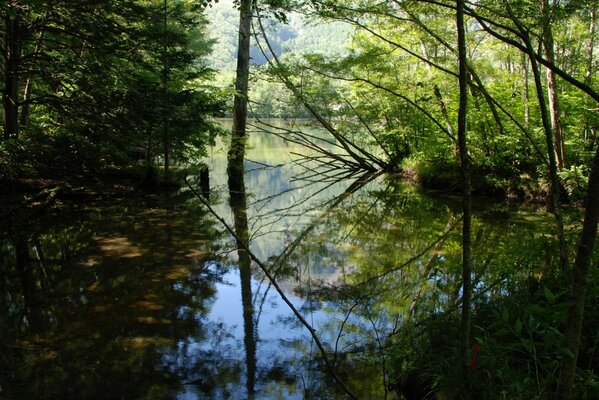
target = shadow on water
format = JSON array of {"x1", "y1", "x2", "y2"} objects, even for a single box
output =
[
  {"x1": 0, "y1": 193, "x2": 225, "y2": 399},
  {"x1": 0, "y1": 120, "x2": 564, "y2": 400}
]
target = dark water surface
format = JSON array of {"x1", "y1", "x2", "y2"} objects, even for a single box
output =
[{"x1": 1, "y1": 122, "x2": 556, "y2": 399}]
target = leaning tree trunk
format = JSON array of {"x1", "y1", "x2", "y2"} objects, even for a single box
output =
[
  {"x1": 456, "y1": 0, "x2": 472, "y2": 398},
  {"x1": 556, "y1": 144, "x2": 599, "y2": 399},
  {"x1": 229, "y1": 0, "x2": 253, "y2": 173}
]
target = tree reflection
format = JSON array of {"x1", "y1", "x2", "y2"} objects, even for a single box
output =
[
  {"x1": 268, "y1": 178, "x2": 560, "y2": 398},
  {"x1": 228, "y1": 153, "x2": 257, "y2": 399},
  {"x1": 0, "y1": 195, "x2": 224, "y2": 399}
]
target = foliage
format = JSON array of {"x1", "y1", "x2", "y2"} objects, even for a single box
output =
[
  {"x1": 0, "y1": 0, "x2": 225, "y2": 181},
  {"x1": 230, "y1": 0, "x2": 599, "y2": 200}
]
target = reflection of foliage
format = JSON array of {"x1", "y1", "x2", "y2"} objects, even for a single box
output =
[
  {"x1": 272, "y1": 175, "x2": 568, "y2": 398},
  {"x1": 0, "y1": 193, "x2": 225, "y2": 399}
]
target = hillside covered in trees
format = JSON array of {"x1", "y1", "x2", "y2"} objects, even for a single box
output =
[{"x1": 2, "y1": 0, "x2": 599, "y2": 399}]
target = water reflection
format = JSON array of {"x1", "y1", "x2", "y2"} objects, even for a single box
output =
[
  {"x1": 228, "y1": 146, "x2": 256, "y2": 398},
  {"x1": 0, "y1": 195, "x2": 224, "y2": 399},
  {"x1": 0, "y1": 120, "x2": 560, "y2": 399}
]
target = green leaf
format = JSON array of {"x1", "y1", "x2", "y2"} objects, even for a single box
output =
[
  {"x1": 520, "y1": 338, "x2": 533, "y2": 353},
  {"x1": 496, "y1": 328, "x2": 510, "y2": 336},
  {"x1": 558, "y1": 347, "x2": 575, "y2": 360},
  {"x1": 502, "y1": 309, "x2": 509, "y2": 322},
  {"x1": 514, "y1": 318, "x2": 523, "y2": 335},
  {"x1": 544, "y1": 286, "x2": 556, "y2": 304}
]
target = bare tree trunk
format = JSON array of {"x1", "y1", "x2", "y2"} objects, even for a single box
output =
[
  {"x1": 3, "y1": 15, "x2": 21, "y2": 140},
  {"x1": 229, "y1": 0, "x2": 253, "y2": 172},
  {"x1": 507, "y1": 4, "x2": 567, "y2": 272},
  {"x1": 419, "y1": 41, "x2": 458, "y2": 155},
  {"x1": 470, "y1": 85, "x2": 491, "y2": 155},
  {"x1": 410, "y1": 12, "x2": 505, "y2": 138},
  {"x1": 434, "y1": 85, "x2": 458, "y2": 148},
  {"x1": 584, "y1": 1, "x2": 597, "y2": 145},
  {"x1": 19, "y1": 20, "x2": 45, "y2": 130},
  {"x1": 19, "y1": 77, "x2": 32, "y2": 129},
  {"x1": 556, "y1": 144, "x2": 599, "y2": 399},
  {"x1": 542, "y1": 0, "x2": 566, "y2": 169},
  {"x1": 228, "y1": 157, "x2": 256, "y2": 398},
  {"x1": 523, "y1": 53, "x2": 530, "y2": 127},
  {"x1": 457, "y1": 0, "x2": 472, "y2": 398},
  {"x1": 162, "y1": 0, "x2": 171, "y2": 182}
]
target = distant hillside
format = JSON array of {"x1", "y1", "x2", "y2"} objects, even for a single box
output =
[{"x1": 205, "y1": 0, "x2": 352, "y2": 71}]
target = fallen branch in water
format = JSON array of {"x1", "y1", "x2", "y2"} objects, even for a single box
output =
[{"x1": 184, "y1": 176, "x2": 359, "y2": 400}]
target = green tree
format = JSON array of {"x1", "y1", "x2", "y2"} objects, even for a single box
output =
[{"x1": 1, "y1": 0, "x2": 223, "y2": 179}]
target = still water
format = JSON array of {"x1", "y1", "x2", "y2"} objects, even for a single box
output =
[{"x1": 0, "y1": 121, "x2": 556, "y2": 399}]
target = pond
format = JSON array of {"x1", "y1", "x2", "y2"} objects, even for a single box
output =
[{"x1": 0, "y1": 120, "x2": 558, "y2": 399}]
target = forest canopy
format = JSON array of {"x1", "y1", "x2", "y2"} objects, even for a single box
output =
[{"x1": 1, "y1": 0, "x2": 225, "y2": 181}]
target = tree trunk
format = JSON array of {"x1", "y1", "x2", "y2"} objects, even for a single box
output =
[
  {"x1": 418, "y1": 41, "x2": 459, "y2": 155},
  {"x1": 542, "y1": 0, "x2": 566, "y2": 169},
  {"x1": 3, "y1": 15, "x2": 21, "y2": 140},
  {"x1": 470, "y1": 85, "x2": 491, "y2": 156},
  {"x1": 163, "y1": 0, "x2": 171, "y2": 182},
  {"x1": 19, "y1": 25, "x2": 45, "y2": 130},
  {"x1": 523, "y1": 53, "x2": 530, "y2": 127},
  {"x1": 507, "y1": 4, "x2": 567, "y2": 273},
  {"x1": 228, "y1": 157, "x2": 256, "y2": 398},
  {"x1": 229, "y1": 0, "x2": 253, "y2": 169},
  {"x1": 556, "y1": 144, "x2": 599, "y2": 399},
  {"x1": 584, "y1": 2, "x2": 597, "y2": 145},
  {"x1": 457, "y1": 0, "x2": 472, "y2": 397}
]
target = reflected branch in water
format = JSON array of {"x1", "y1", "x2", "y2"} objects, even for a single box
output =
[
  {"x1": 185, "y1": 177, "x2": 360, "y2": 400},
  {"x1": 247, "y1": 174, "x2": 356, "y2": 238},
  {"x1": 333, "y1": 301, "x2": 360, "y2": 367},
  {"x1": 359, "y1": 216, "x2": 460, "y2": 287},
  {"x1": 363, "y1": 303, "x2": 390, "y2": 399},
  {"x1": 244, "y1": 158, "x2": 285, "y2": 173},
  {"x1": 264, "y1": 172, "x2": 381, "y2": 277}
]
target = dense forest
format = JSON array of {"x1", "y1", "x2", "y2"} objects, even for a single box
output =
[{"x1": 2, "y1": 0, "x2": 599, "y2": 399}]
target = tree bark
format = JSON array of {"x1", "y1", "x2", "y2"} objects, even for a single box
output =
[
  {"x1": 584, "y1": 2, "x2": 597, "y2": 145},
  {"x1": 556, "y1": 144, "x2": 599, "y2": 400},
  {"x1": 542, "y1": 0, "x2": 566, "y2": 169},
  {"x1": 228, "y1": 157, "x2": 256, "y2": 398},
  {"x1": 507, "y1": 3, "x2": 567, "y2": 272},
  {"x1": 523, "y1": 53, "x2": 530, "y2": 127},
  {"x1": 163, "y1": 0, "x2": 171, "y2": 182},
  {"x1": 19, "y1": 21, "x2": 45, "y2": 130},
  {"x1": 418, "y1": 41, "x2": 458, "y2": 155},
  {"x1": 3, "y1": 15, "x2": 21, "y2": 140},
  {"x1": 457, "y1": 0, "x2": 472, "y2": 398},
  {"x1": 229, "y1": 0, "x2": 253, "y2": 170}
]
